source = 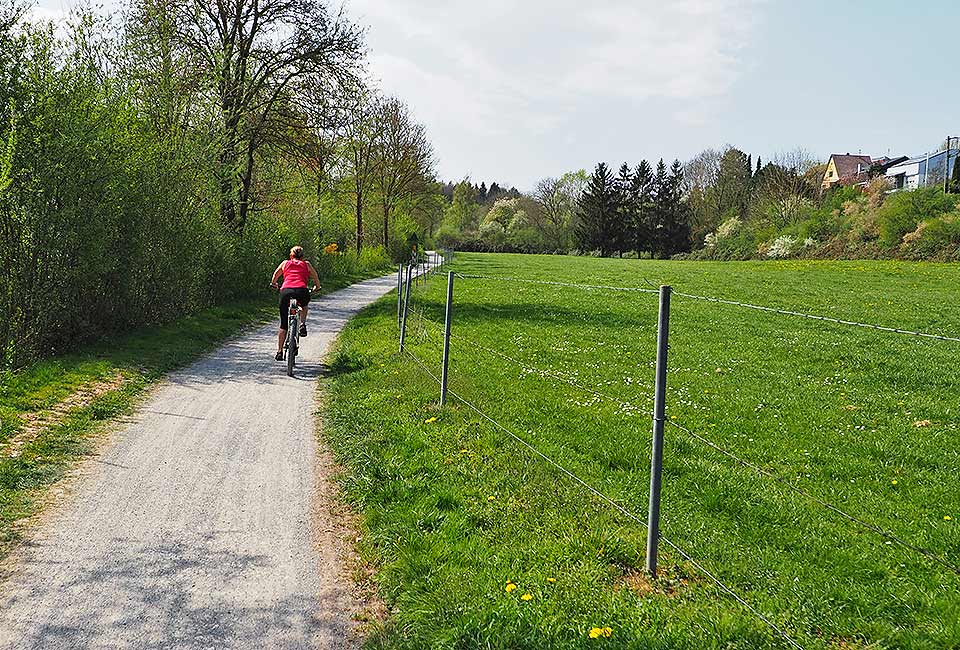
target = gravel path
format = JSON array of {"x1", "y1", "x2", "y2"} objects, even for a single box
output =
[{"x1": 0, "y1": 271, "x2": 405, "y2": 650}]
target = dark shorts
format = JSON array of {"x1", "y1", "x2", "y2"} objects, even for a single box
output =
[{"x1": 279, "y1": 287, "x2": 310, "y2": 330}]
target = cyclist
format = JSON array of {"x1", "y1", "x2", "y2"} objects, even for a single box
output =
[{"x1": 270, "y1": 246, "x2": 321, "y2": 361}]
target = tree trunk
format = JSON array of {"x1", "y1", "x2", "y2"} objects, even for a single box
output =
[
  {"x1": 382, "y1": 204, "x2": 389, "y2": 248},
  {"x1": 355, "y1": 193, "x2": 363, "y2": 253}
]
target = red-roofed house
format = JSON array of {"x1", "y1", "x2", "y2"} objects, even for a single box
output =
[{"x1": 821, "y1": 154, "x2": 873, "y2": 189}]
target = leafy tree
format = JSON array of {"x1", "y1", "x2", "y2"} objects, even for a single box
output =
[
  {"x1": 154, "y1": 0, "x2": 365, "y2": 233},
  {"x1": 444, "y1": 180, "x2": 479, "y2": 231},
  {"x1": 372, "y1": 96, "x2": 435, "y2": 247}
]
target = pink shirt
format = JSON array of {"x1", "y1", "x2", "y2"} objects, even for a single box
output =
[{"x1": 281, "y1": 259, "x2": 310, "y2": 289}]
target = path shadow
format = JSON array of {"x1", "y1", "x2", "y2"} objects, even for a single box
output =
[{"x1": 0, "y1": 531, "x2": 351, "y2": 650}]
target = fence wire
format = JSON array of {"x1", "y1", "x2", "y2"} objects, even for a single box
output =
[
  {"x1": 672, "y1": 290, "x2": 960, "y2": 343},
  {"x1": 455, "y1": 273, "x2": 661, "y2": 295},
  {"x1": 453, "y1": 272, "x2": 960, "y2": 344},
  {"x1": 401, "y1": 346, "x2": 803, "y2": 650},
  {"x1": 405, "y1": 308, "x2": 958, "y2": 579},
  {"x1": 666, "y1": 419, "x2": 960, "y2": 576},
  {"x1": 415, "y1": 315, "x2": 653, "y2": 409}
]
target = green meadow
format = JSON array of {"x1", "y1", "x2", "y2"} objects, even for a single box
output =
[{"x1": 323, "y1": 253, "x2": 960, "y2": 649}]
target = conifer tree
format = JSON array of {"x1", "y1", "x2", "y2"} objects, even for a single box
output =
[
  {"x1": 613, "y1": 163, "x2": 634, "y2": 255},
  {"x1": 664, "y1": 160, "x2": 692, "y2": 256},
  {"x1": 632, "y1": 160, "x2": 654, "y2": 254},
  {"x1": 576, "y1": 162, "x2": 618, "y2": 255},
  {"x1": 650, "y1": 159, "x2": 670, "y2": 257}
]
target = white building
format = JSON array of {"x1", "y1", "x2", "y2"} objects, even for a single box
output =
[{"x1": 886, "y1": 149, "x2": 958, "y2": 191}]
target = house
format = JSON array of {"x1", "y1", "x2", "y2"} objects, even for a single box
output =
[
  {"x1": 821, "y1": 154, "x2": 873, "y2": 189},
  {"x1": 885, "y1": 148, "x2": 959, "y2": 191}
]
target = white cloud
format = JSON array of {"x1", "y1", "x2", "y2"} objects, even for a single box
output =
[{"x1": 346, "y1": 0, "x2": 763, "y2": 186}]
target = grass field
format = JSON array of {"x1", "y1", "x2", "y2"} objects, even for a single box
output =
[{"x1": 322, "y1": 253, "x2": 960, "y2": 649}]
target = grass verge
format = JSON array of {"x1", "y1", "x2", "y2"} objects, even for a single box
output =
[{"x1": 321, "y1": 253, "x2": 960, "y2": 649}]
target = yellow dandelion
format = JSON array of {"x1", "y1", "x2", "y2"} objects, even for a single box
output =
[
  {"x1": 505, "y1": 582, "x2": 517, "y2": 593},
  {"x1": 946, "y1": 516, "x2": 954, "y2": 521},
  {"x1": 521, "y1": 593, "x2": 532, "y2": 601},
  {"x1": 547, "y1": 577, "x2": 557, "y2": 583},
  {"x1": 891, "y1": 479, "x2": 898, "y2": 485},
  {"x1": 670, "y1": 415, "x2": 677, "y2": 420},
  {"x1": 589, "y1": 628, "x2": 603, "y2": 639},
  {"x1": 487, "y1": 495, "x2": 495, "y2": 502},
  {"x1": 602, "y1": 627, "x2": 613, "y2": 638},
  {"x1": 460, "y1": 449, "x2": 469, "y2": 454}
]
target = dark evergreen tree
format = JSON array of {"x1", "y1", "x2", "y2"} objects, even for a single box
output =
[
  {"x1": 576, "y1": 162, "x2": 618, "y2": 256},
  {"x1": 650, "y1": 159, "x2": 670, "y2": 257},
  {"x1": 613, "y1": 163, "x2": 634, "y2": 255},
  {"x1": 664, "y1": 160, "x2": 692, "y2": 256},
  {"x1": 747, "y1": 154, "x2": 753, "y2": 176},
  {"x1": 488, "y1": 182, "x2": 502, "y2": 203},
  {"x1": 756, "y1": 156, "x2": 762, "y2": 176},
  {"x1": 478, "y1": 182, "x2": 488, "y2": 203},
  {"x1": 632, "y1": 160, "x2": 654, "y2": 255}
]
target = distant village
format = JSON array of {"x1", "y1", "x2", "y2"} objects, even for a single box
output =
[{"x1": 821, "y1": 137, "x2": 959, "y2": 192}]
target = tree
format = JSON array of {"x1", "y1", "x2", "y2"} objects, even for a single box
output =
[
  {"x1": 710, "y1": 147, "x2": 752, "y2": 223},
  {"x1": 576, "y1": 162, "x2": 618, "y2": 256},
  {"x1": 163, "y1": 0, "x2": 364, "y2": 233},
  {"x1": 613, "y1": 163, "x2": 635, "y2": 256},
  {"x1": 631, "y1": 161, "x2": 654, "y2": 254},
  {"x1": 342, "y1": 93, "x2": 377, "y2": 252},
  {"x1": 683, "y1": 148, "x2": 721, "y2": 243},
  {"x1": 372, "y1": 96, "x2": 435, "y2": 247},
  {"x1": 751, "y1": 150, "x2": 819, "y2": 229},
  {"x1": 444, "y1": 180, "x2": 478, "y2": 231},
  {"x1": 663, "y1": 160, "x2": 692, "y2": 256}
]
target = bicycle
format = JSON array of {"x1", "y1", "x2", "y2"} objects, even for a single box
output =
[{"x1": 272, "y1": 284, "x2": 316, "y2": 377}]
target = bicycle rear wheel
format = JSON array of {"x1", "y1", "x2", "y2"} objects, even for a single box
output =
[{"x1": 287, "y1": 319, "x2": 297, "y2": 377}]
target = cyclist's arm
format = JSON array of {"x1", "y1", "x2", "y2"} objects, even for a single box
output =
[
  {"x1": 271, "y1": 262, "x2": 285, "y2": 286},
  {"x1": 306, "y1": 262, "x2": 321, "y2": 291}
]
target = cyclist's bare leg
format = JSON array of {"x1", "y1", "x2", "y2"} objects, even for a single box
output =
[
  {"x1": 277, "y1": 328, "x2": 286, "y2": 354},
  {"x1": 300, "y1": 305, "x2": 309, "y2": 324}
]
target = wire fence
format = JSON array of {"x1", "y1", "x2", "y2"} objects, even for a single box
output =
[
  {"x1": 391, "y1": 259, "x2": 957, "y2": 649},
  {"x1": 453, "y1": 272, "x2": 960, "y2": 344},
  {"x1": 403, "y1": 342, "x2": 803, "y2": 650}
]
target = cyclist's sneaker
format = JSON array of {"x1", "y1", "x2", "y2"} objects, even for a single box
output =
[
  {"x1": 275, "y1": 351, "x2": 284, "y2": 361},
  {"x1": 299, "y1": 324, "x2": 308, "y2": 337}
]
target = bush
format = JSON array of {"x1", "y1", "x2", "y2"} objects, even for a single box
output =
[
  {"x1": 904, "y1": 213, "x2": 960, "y2": 258},
  {"x1": 359, "y1": 245, "x2": 391, "y2": 271},
  {"x1": 877, "y1": 187, "x2": 958, "y2": 247}
]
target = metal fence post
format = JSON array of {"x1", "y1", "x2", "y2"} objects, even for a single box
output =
[
  {"x1": 440, "y1": 271, "x2": 454, "y2": 406},
  {"x1": 645, "y1": 285, "x2": 672, "y2": 577},
  {"x1": 400, "y1": 264, "x2": 413, "y2": 352},
  {"x1": 396, "y1": 264, "x2": 404, "y2": 328}
]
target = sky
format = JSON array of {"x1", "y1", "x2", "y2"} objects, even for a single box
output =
[{"x1": 33, "y1": 0, "x2": 960, "y2": 190}]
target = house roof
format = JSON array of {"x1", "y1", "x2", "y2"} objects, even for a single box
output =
[{"x1": 829, "y1": 154, "x2": 873, "y2": 180}]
